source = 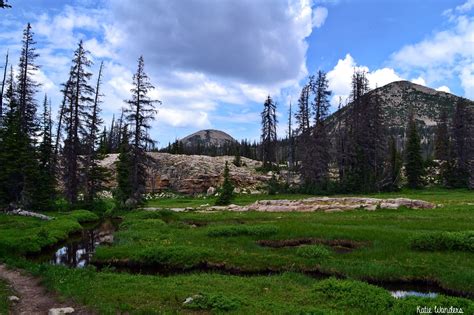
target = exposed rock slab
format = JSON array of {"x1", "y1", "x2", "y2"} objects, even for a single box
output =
[
  {"x1": 204, "y1": 197, "x2": 436, "y2": 212},
  {"x1": 8, "y1": 209, "x2": 53, "y2": 220},
  {"x1": 101, "y1": 153, "x2": 270, "y2": 194},
  {"x1": 142, "y1": 197, "x2": 436, "y2": 213}
]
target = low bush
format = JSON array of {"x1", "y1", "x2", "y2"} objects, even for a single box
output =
[
  {"x1": 139, "y1": 209, "x2": 178, "y2": 222},
  {"x1": 183, "y1": 293, "x2": 241, "y2": 312},
  {"x1": 411, "y1": 231, "x2": 474, "y2": 252},
  {"x1": 296, "y1": 245, "x2": 331, "y2": 259},
  {"x1": 67, "y1": 210, "x2": 99, "y2": 223},
  {"x1": 138, "y1": 245, "x2": 211, "y2": 268},
  {"x1": 207, "y1": 224, "x2": 278, "y2": 237},
  {"x1": 313, "y1": 278, "x2": 394, "y2": 312}
]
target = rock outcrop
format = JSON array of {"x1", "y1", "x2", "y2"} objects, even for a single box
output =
[
  {"x1": 101, "y1": 153, "x2": 270, "y2": 194},
  {"x1": 205, "y1": 197, "x2": 436, "y2": 212}
]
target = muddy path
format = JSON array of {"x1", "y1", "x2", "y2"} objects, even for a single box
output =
[{"x1": 0, "y1": 264, "x2": 91, "y2": 315}]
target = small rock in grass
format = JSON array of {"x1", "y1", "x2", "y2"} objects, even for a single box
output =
[
  {"x1": 48, "y1": 307, "x2": 75, "y2": 315},
  {"x1": 183, "y1": 297, "x2": 194, "y2": 305},
  {"x1": 8, "y1": 295, "x2": 20, "y2": 302}
]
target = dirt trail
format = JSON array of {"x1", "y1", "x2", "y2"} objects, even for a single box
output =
[{"x1": 0, "y1": 264, "x2": 91, "y2": 315}]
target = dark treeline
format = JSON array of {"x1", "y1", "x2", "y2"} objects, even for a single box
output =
[
  {"x1": 0, "y1": 23, "x2": 159, "y2": 211},
  {"x1": 260, "y1": 70, "x2": 474, "y2": 193}
]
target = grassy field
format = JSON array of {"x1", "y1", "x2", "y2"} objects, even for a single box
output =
[
  {"x1": 0, "y1": 210, "x2": 98, "y2": 257},
  {"x1": 0, "y1": 188, "x2": 473, "y2": 314}
]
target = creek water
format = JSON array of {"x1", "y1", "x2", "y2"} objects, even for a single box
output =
[
  {"x1": 30, "y1": 219, "x2": 466, "y2": 299},
  {"x1": 31, "y1": 219, "x2": 119, "y2": 268}
]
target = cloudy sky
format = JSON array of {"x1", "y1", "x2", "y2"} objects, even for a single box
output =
[{"x1": 0, "y1": 0, "x2": 473, "y2": 146}]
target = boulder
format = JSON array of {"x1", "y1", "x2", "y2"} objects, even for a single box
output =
[
  {"x1": 207, "y1": 186, "x2": 216, "y2": 196},
  {"x1": 48, "y1": 307, "x2": 75, "y2": 315}
]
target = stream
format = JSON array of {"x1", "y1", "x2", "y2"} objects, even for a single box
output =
[
  {"x1": 30, "y1": 219, "x2": 468, "y2": 300},
  {"x1": 31, "y1": 219, "x2": 119, "y2": 268}
]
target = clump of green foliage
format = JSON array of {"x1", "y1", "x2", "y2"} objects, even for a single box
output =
[
  {"x1": 67, "y1": 210, "x2": 100, "y2": 223},
  {"x1": 296, "y1": 245, "x2": 331, "y2": 259},
  {"x1": 411, "y1": 231, "x2": 474, "y2": 252},
  {"x1": 313, "y1": 278, "x2": 394, "y2": 313},
  {"x1": 184, "y1": 293, "x2": 241, "y2": 312},
  {"x1": 207, "y1": 224, "x2": 278, "y2": 237},
  {"x1": 215, "y1": 162, "x2": 234, "y2": 206},
  {"x1": 0, "y1": 215, "x2": 83, "y2": 256},
  {"x1": 138, "y1": 246, "x2": 211, "y2": 268},
  {"x1": 137, "y1": 209, "x2": 178, "y2": 223}
]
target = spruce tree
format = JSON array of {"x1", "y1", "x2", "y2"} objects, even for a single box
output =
[
  {"x1": 84, "y1": 61, "x2": 109, "y2": 203},
  {"x1": 451, "y1": 99, "x2": 472, "y2": 188},
  {"x1": 215, "y1": 161, "x2": 234, "y2": 206},
  {"x1": 0, "y1": 69, "x2": 39, "y2": 209},
  {"x1": 115, "y1": 124, "x2": 133, "y2": 206},
  {"x1": 386, "y1": 136, "x2": 402, "y2": 191},
  {"x1": 0, "y1": 51, "x2": 8, "y2": 119},
  {"x1": 260, "y1": 95, "x2": 277, "y2": 169},
  {"x1": 62, "y1": 40, "x2": 94, "y2": 205},
  {"x1": 125, "y1": 56, "x2": 159, "y2": 203},
  {"x1": 35, "y1": 95, "x2": 56, "y2": 210},
  {"x1": 405, "y1": 112, "x2": 425, "y2": 189},
  {"x1": 16, "y1": 23, "x2": 40, "y2": 137},
  {"x1": 434, "y1": 108, "x2": 453, "y2": 186},
  {"x1": 301, "y1": 71, "x2": 331, "y2": 189}
]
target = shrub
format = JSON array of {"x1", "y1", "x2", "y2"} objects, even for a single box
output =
[
  {"x1": 215, "y1": 162, "x2": 234, "y2": 206},
  {"x1": 207, "y1": 224, "x2": 278, "y2": 237},
  {"x1": 296, "y1": 245, "x2": 331, "y2": 259},
  {"x1": 138, "y1": 246, "x2": 210, "y2": 268},
  {"x1": 411, "y1": 231, "x2": 474, "y2": 252},
  {"x1": 68, "y1": 210, "x2": 99, "y2": 223},
  {"x1": 313, "y1": 278, "x2": 394, "y2": 312},
  {"x1": 183, "y1": 293, "x2": 241, "y2": 311},
  {"x1": 138, "y1": 209, "x2": 178, "y2": 222}
]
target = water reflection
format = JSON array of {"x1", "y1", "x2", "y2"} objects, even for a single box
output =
[
  {"x1": 391, "y1": 290, "x2": 438, "y2": 299},
  {"x1": 36, "y1": 219, "x2": 118, "y2": 268}
]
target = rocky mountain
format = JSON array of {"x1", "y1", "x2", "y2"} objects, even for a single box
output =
[
  {"x1": 180, "y1": 129, "x2": 237, "y2": 148},
  {"x1": 325, "y1": 80, "x2": 473, "y2": 156}
]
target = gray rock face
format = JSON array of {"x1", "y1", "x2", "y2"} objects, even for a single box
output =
[
  {"x1": 206, "y1": 197, "x2": 436, "y2": 212},
  {"x1": 101, "y1": 153, "x2": 270, "y2": 195}
]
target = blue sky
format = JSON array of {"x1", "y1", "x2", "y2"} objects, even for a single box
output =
[{"x1": 0, "y1": 0, "x2": 472, "y2": 147}]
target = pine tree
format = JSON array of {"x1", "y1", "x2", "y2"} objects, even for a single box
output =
[
  {"x1": 16, "y1": 23, "x2": 40, "y2": 137},
  {"x1": 386, "y1": 136, "x2": 402, "y2": 191},
  {"x1": 124, "y1": 56, "x2": 159, "y2": 203},
  {"x1": 215, "y1": 161, "x2": 234, "y2": 206},
  {"x1": 84, "y1": 61, "x2": 109, "y2": 203},
  {"x1": 0, "y1": 51, "x2": 8, "y2": 119},
  {"x1": 405, "y1": 112, "x2": 425, "y2": 189},
  {"x1": 261, "y1": 95, "x2": 277, "y2": 169},
  {"x1": 54, "y1": 77, "x2": 72, "y2": 165},
  {"x1": 295, "y1": 84, "x2": 310, "y2": 135},
  {"x1": 115, "y1": 124, "x2": 133, "y2": 206},
  {"x1": 340, "y1": 70, "x2": 375, "y2": 192},
  {"x1": 300, "y1": 71, "x2": 331, "y2": 188},
  {"x1": 451, "y1": 99, "x2": 472, "y2": 188},
  {"x1": 434, "y1": 108, "x2": 453, "y2": 186},
  {"x1": 62, "y1": 40, "x2": 94, "y2": 204},
  {"x1": 0, "y1": 69, "x2": 39, "y2": 209},
  {"x1": 35, "y1": 95, "x2": 56, "y2": 210}
]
